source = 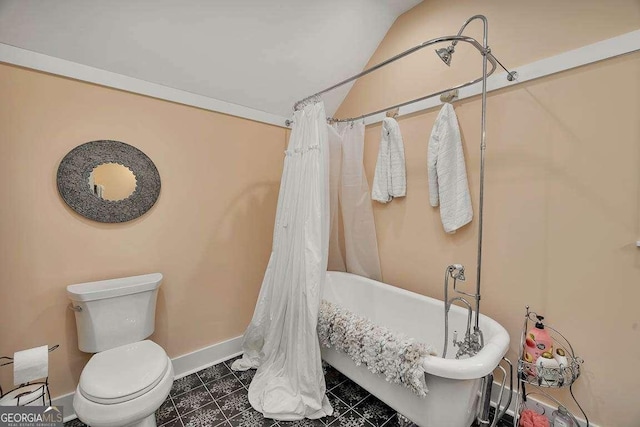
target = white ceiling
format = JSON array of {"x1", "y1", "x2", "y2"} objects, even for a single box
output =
[{"x1": 0, "y1": 0, "x2": 421, "y2": 118}]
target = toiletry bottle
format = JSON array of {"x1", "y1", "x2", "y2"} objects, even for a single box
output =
[
  {"x1": 523, "y1": 315, "x2": 553, "y2": 365},
  {"x1": 554, "y1": 347, "x2": 569, "y2": 368},
  {"x1": 551, "y1": 406, "x2": 577, "y2": 427}
]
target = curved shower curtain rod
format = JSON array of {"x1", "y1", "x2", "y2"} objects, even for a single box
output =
[
  {"x1": 287, "y1": 15, "x2": 515, "y2": 425},
  {"x1": 288, "y1": 13, "x2": 516, "y2": 341},
  {"x1": 286, "y1": 15, "x2": 517, "y2": 125}
]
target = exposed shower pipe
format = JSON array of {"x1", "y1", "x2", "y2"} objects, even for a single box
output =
[
  {"x1": 433, "y1": 16, "x2": 506, "y2": 336},
  {"x1": 477, "y1": 14, "x2": 488, "y2": 333}
]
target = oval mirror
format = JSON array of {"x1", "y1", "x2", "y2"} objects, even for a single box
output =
[{"x1": 57, "y1": 140, "x2": 161, "y2": 223}]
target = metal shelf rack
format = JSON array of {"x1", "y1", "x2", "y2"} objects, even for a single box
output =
[{"x1": 514, "y1": 307, "x2": 588, "y2": 426}]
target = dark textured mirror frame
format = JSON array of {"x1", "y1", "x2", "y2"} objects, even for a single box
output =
[{"x1": 57, "y1": 140, "x2": 161, "y2": 223}]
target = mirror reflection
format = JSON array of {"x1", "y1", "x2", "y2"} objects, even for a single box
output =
[{"x1": 88, "y1": 163, "x2": 137, "y2": 201}]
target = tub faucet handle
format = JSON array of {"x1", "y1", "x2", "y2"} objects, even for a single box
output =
[{"x1": 448, "y1": 264, "x2": 466, "y2": 281}]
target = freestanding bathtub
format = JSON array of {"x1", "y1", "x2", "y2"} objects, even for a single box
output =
[{"x1": 321, "y1": 272, "x2": 510, "y2": 427}]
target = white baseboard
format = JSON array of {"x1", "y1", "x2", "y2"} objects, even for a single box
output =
[
  {"x1": 54, "y1": 335, "x2": 243, "y2": 422},
  {"x1": 52, "y1": 392, "x2": 76, "y2": 423},
  {"x1": 171, "y1": 336, "x2": 243, "y2": 379},
  {"x1": 490, "y1": 381, "x2": 600, "y2": 427}
]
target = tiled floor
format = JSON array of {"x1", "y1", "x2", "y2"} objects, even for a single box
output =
[{"x1": 64, "y1": 355, "x2": 513, "y2": 427}]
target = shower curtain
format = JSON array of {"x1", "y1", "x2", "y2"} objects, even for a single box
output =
[
  {"x1": 327, "y1": 122, "x2": 382, "y2": 281},
  {"x1": 231, "y1": 102, "x2": 333, "y2": 421}
]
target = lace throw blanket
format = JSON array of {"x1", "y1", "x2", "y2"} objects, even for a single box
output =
[{"x1": 318, "y1": 300, "x2": 436, "y2": 397}]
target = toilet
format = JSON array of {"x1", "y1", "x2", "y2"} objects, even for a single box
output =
[{"x1": 67, "y1": 273, "x2": 173, "y2": 427}]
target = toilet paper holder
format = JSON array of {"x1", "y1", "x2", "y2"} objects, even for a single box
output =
[{"x1": 0, "y1": 344, "x2": 58, "y2": 406}]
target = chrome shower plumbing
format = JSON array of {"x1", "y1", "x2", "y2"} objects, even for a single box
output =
[{"x1": 443, "y1": 264, "x2": 484, "y2": 359}]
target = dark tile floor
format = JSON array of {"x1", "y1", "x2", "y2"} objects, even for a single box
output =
[{"x1": 64, "y1": 355, "x2": 513, "y2": 427}]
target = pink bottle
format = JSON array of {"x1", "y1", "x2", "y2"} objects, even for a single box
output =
[{"x1": 523, "y1": 315, "x2": 553, "y2": 365}]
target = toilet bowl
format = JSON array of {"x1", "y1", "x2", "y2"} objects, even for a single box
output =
[
  {"x1": 73, "y1": 341, "x2": 173, "y2": 427},
  {"x1": 67, "y1": 273, "x2": 173, "y2": 427}
]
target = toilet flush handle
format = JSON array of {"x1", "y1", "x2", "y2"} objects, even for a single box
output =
[{"x1": 68, "y1": 303, "x2": 82, "y2": 312}]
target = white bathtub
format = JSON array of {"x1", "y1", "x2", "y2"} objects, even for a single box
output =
[{"x1": 321, "y1": 271, "x2": 510, "y2": 427}]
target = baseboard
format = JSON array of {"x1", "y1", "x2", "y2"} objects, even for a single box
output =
[
  {"x1": 52, "y1": 392, "x2": 76, "y2": 423},
  {"x1": 490, "y1": 381, "x2": 600, "y2": 427},
  {"x1": 54, "y1": 335, "x2": 243, "y2": 422},
  {"x1": 171, "y1": 336, "x2": 243, "y2": 379}
]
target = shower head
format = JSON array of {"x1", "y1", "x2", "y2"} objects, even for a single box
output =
[{"x1": 435, "y1": 45, "x2": 455, "y2": 66}]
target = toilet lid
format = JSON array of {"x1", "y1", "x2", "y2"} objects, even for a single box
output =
[{"x1": 79, "y1": 340, "x2": 168, "y2": 404}]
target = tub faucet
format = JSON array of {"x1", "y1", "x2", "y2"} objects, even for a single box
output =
[
  {"x1": 443, "y1": 264, "x2": 484, "y2": 359},
  {"x1": 452, "y1": 324, "x2": 484, "y2": 359}
]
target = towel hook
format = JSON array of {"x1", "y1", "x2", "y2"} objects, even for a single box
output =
[
  {"x1": 385, "y1": 107, "x2": 399, "y2": 119},
  {"x1": 440, "y1": 89, "x2": 459, "y2": 103}
]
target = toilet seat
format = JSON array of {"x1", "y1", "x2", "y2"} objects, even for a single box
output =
[
  {"x1": 79, "y1": 340, "x2": 169, "y2": 404},
  {"x1": 74, "y1": 354, "x2": 174, "y2": 427}
]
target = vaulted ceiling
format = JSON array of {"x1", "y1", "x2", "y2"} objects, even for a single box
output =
[{"x1": 0, "y1": 0, "x2": 421, "y2": 118}]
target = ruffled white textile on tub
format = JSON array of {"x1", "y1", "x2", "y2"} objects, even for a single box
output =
[
  {"x1": 231, "y1": 102, "x2": 333, "y2": 421},
  {"x1": 318, "y1": 300, "x2": 436, "y2": 397}
]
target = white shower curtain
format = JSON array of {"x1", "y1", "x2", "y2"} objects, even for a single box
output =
[
  {"x1": 327, "y1": 124, "x2": 346, "y2": 272},
  {"x1": 328, "y1": 122, "x2": 382, "y2": 281},
  {"x1": 231, "y1": 102, "x2": 333, "y2": 421}
]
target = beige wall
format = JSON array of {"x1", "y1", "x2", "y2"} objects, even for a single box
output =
[
  {"x1": 336, "y1": 1, "x2": 640, "y2": 426},
  {"x1": 0, "y1": 64, "x2": 285, "y2": 397},
  {"x1": 337, "y1": 0, "x2": 640, "y2": 118}
]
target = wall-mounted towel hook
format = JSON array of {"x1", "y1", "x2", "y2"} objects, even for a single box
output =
[
  {"x1": 440, "y1": 89, "x2": 459, "y2": 103},
  {"x1": 385, "y1": 107, "x2": 400, "y2": 119}
]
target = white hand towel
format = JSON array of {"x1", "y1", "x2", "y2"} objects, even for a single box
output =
[
  {"x1": 372, "y1": 117, "x2": 406, "y2": 203},
  {"x1": 427, "y1": 103, "x2": 473, "y2": 233}
]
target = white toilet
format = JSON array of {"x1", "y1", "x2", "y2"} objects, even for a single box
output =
[{"x1": 67, "y1": 273, "x2": 174, "y2": 427}]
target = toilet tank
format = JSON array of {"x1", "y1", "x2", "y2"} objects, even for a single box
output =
[{"x1": 67, "y1": 273, "x2": 163, "y2": 353}]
